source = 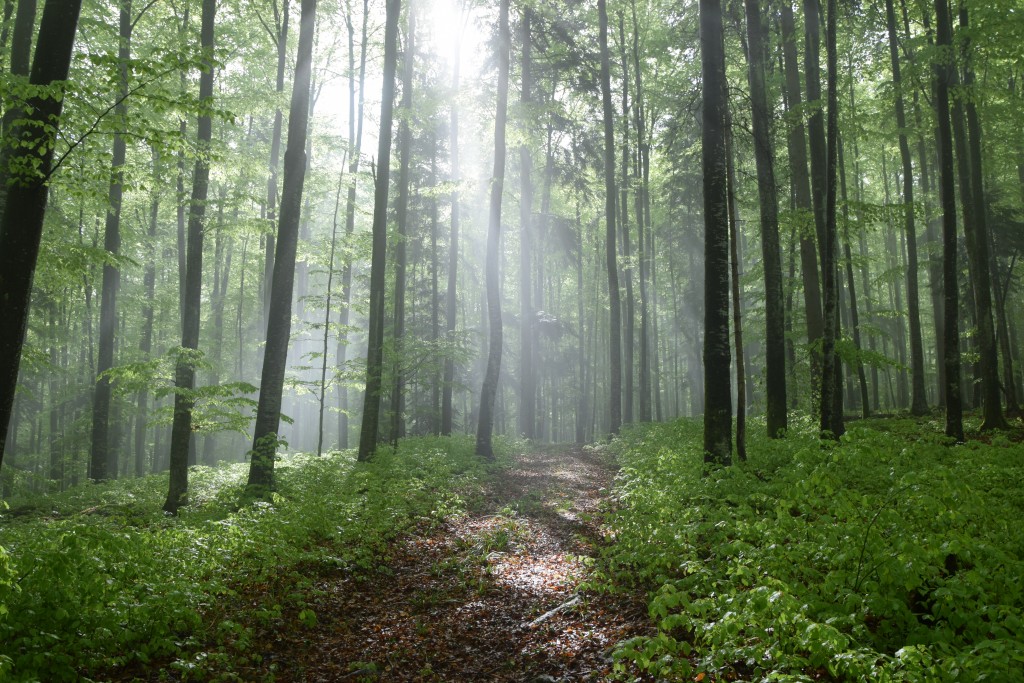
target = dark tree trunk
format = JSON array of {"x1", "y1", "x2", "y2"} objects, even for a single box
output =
[
  {"x1": 744, "y1": 0, "x2": 787, "y2": 436},
  {"x1": 246, "y1": 0, "x2": 317, "y2": 493},
  {"x1": 475, "y1": 0, "x2": 509, "y2": 459},
  {"x1": 263, "y1": 0, "x2": 289, "y2": 330},
  {"x1": 726, "y1": 124, "x2": 746, "y2": 461},
  {"x1": 598, "y1": 0, "x2": 622, "y2": 436},
  {"x1": 518, "y1": 7, "x2": 535, "y2": 440},
  {"x1": 441, "y1": 24, "x2": 460, "y2": 436},
  {"x1": 700, "y1": 0, "x2": 732, "y2": 465},
  {"x1": 617, "y1": 12, "x2": 634, "y2": 426},
  {"x1": 337, "y1": 0, "x2": 368, "y2": 450},
  {"x1": 0, "y1": 0, "x2": 84, "y2": 470},
  {"x1": 164, "y1": 0, "x2": 215, "y2": 513},
  {"x1": 357, "y1": 0, "x2": 400, "y2": 461},
  {"x1": 390, "y1": 3, "x2": 414, "y2": 445},
  {"x1": 819, "y1": 0, "x2": 843, "y2": 438},
  {"x1": 932, "y1": 0, "x2": 963, "y2": 442},
  {"x1": 958, "y1": 7, "x2": 1007, "y2": 431},
  {"x1": 780, "y1": 0, "x2": 824, "y2": 401},
  {"x1": 90, "y1": 0, "x2": 132, "y2": 482},
  {"x1": 0, "y1": 0, "x2": 35, "y2": 223},
  {"x1": 838, "y1": 137, "x2": 870, "y2": 418},
  {"x1": 884, "y1": 0, "x2": 928, "y2": 416}
]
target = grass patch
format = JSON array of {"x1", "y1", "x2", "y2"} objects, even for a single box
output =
[
  {"x1": 0, "y1": 435, "x2": 510, "y2": 681},
  {"x1": 602, "y1": 416, "x2": 1024, "y2": 682}
]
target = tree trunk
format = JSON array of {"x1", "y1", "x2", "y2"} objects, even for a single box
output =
[
  {"x1": 337, "y1": 0, "x2": 368, "y2": 450},
  {"x1": 90, "y1": 0, "x2": 131, "y2": 481},
  {"x1": 518, "y1": 7, "x2": 535, "y2": 440},
  {"x1": 246, "y1": 0, "x2": 317, "y2": 493},
  {"x1": 598, "y1": 0, "x2": 622, "y2": 436},
  {"x1": 0, "y1": 0, "x2": 84, "y2": 470},
  {"x1": 779, "y1": 0, "x2": 824, "y2": 404},
  {"x1": 959, "y1": 7, "x2": 1007, "y2": 430},
  {"x1": 135, "y1": 149, "x2": 160, "y2": 477},
  {"x1": 0, "y1": 0, "x2": 36, "y2": 225},
  {"x1": 390, "y1": 3, "x2": 414, "y2": 445},
  {"x1": 263, "y1": 0, "x2": 289, "y2": 330},
  {"x1": 357, "y1": 0, "x2": 400, "y2": 461},
  {"x1": 164, "y1": 0, "x2": 215, "y2": 513},
  {"x1": 726, "y1": 123, "x2": 746, "y2": 461},
  {"x1": 700, "y1": 0, "x2": 732, "y2": 465},
  {"x1": 475, "y1": 0, "x2": 509, "y2": 459},
  {"x1": 744, "y1": 0, "x2": 787, "y2": 436},
  {"x1": 441, "y1": 20, "x2": 460, "y2": 436},
  {"x1": 932, "y1": 0, "x2": 963, "y2": 442}
]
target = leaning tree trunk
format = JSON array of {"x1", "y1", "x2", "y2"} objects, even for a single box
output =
[
  {"x1": 744, "y1": 0, "x2": 787, "y2": 436},
  {"x1": 700, "y1": 0, "x2": 732, "y2": 465},
  {"x1": 246, "y1": 0, "x2": 317, "y2": 494},
  {"x1": 598, "y1": 0, "x2": 622, "y2": 436},
  {"x1": 0, "y1": 0, "x2": 85, "y2": 470},
  {"x1": 474, "y1": 0, "x2": 509, "y2": 460},
  {"x1": 164, "y1": 0, "x2": 216, "y2": 514},
  {"x1": 357, "y1": 0, "x2": 400, "y2": 461},
  {"x1": 932, "y1": 0, "x2": 963, "y2": 442}
]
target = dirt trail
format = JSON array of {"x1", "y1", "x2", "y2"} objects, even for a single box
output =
[{"x1": 255, "y1": 446, "x2": 652, "y2": 682}]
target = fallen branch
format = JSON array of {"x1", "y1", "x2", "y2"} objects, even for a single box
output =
[{"x1": 528, "y1": 594, "x2": 580, "y2": 627}]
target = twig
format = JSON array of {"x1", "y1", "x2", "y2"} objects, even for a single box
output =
[{"x1": 528, "y1": 594, "x2": 580, "y2": 627}]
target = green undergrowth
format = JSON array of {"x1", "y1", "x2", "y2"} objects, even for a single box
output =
[
  {"x1": 601, "y1": 416, "x2": 1024, "y2": 682},
  {"x1": 0, "y1": 435, "x2": 509, "y2": 682}
]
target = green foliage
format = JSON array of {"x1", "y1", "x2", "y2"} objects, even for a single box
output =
[
  {"x1": 602, "y1": 418, "x2": 1024, "y2": 682},
  {"x1": 0, "y1": 435, "x2": 494, "y2": 681}
]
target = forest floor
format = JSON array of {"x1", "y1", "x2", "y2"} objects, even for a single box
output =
[{"x1": 239, "y1": 446, "x2": 654, "y2": 682}]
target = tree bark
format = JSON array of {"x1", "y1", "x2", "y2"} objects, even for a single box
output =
[
  {"x1": 390, "y1": 2, "x2": 414, "y2": 444},
  {"x1": 700, "y1": 0, "x2": 732, "y2": 465},
  {"x1": 246, "y1": 0, "x2": 317, "y2": 493},
  {"x1": 90, "y1": 0, "x2": 132, "y2": 481},
  {"x1": 932, "y1": 0, "x2": 963, "y2": 442},
  {"x1": 357, "y1": 0, "x2": 400, "y2": 461},
  {"x1": 518, "y1": 7, "x2": 535, "y2": 440},
  {"x1": 0, "y1": 0, "x2": 85, "y2": 470},
  {"x1": 744, "y1": 0, "x2": 787, "y2": 436},
  {"x1": 598, "y1": 0, "x2": 622, "y2": 436},
  {"x1": 475, "y1": 0, "x2": 509, "y2": 459},
  {"x1": 164, "y1": 0, "x2": 216, "y2": 513},
  {"x1": 263, "y1": 0, "x2": 289, "y2": 331}
]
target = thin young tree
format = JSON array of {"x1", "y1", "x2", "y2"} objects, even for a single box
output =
[
  {"x1": 441, "y1": 16, "x2": 461, "y2": 436},
  {"x1": 819, "y1": 0, "x2": 841, "y2": 438},
  {"x1": 518, "y1": 6, "x2": 536, "y2": 440},
  {"x1": 357, "y1": 0, "x2": 401, "y2": 461},
  {"x1": 475, "y1": 0, "x2": 509, "y2": 459},
  {"x1": 164, "y1": 0, "x2": 216, "y2": 513},
  {"x1": 598, "y1": 0, "x2": 622, "y2": 436},
  {"x1": 700, "y1": 0, "x2": 732, "y2": 464}
]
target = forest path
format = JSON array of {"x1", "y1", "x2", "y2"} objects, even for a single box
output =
[{"x1": 256, "y1": 445, "x2": 652, "y2": 682}]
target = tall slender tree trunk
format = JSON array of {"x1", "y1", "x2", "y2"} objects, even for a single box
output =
[
  {"x1": 136, "y1": 148, "x2": 160, "y2": 477},
  {"x1": 357, "y1": 0, "x2": 400, "y2": 461},
  {"x1": 744, "y1": 0, "x2": 787, "y2": 436},
  {"x1": 390, "y1": 2, "x2": 414, "y2": 444},
  {"x1": 885, "y1": 0, "x2": 928, "y2": 415},
  {"x1": 441, "y1": 21, "x2": 460, "y2": 436},
  {"x1": 90, "y1": 0, "x2": 132, "y2": 481},
  {"x1": 932, "y1": 0, "x2": 963, "y2": 442},
  {"x1": 700, "y1": 0, "x2": 732, "y2": 464},
  {"x1": 629, "y1": 3, "x2": 652, "y2": 423},
  {"x1": 0, "y1": 0, "x2": 36, "y2": 224},
  {"x1": 246, "y1": 0, "x2": 317, "y2": 493},
  {"x1": 780, "y1": 1, "x2": 824, "y2": 403},
  {"x1": 475, "y1": 0, "x2": 509, "y2": 459},
  {"x1": 0, "y1": 0, "x2": 85, "y2": 470},
  {"x1": 164, "y1": 0, "x2": 216, "y2": 513},
  {"x1": 598, "y1": 0, "x2": 621, "y2": 436},
  {"x1": 263, "y1": 0, "x2": 289, "y2": 330},
  {"x1": 518, "y1": 7, "x2": 535, "y2": 440},
  {"x1": 337, "y1": 0, "x2": 369, "y2": 450},
  {"x1": 726, "y1": 124, "x2": 746, "y2": 461},
  {"x1": 838, "y1": 137, "x2": 870, "y2": 417},
  {"x1": 959, "y1": 7, "x2": 1007, "y2": 430}
]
